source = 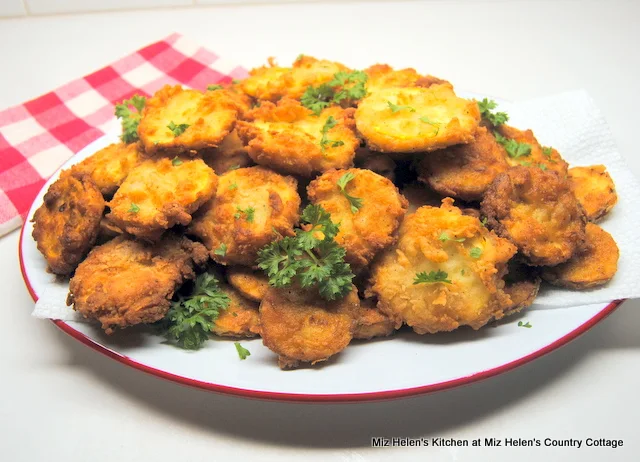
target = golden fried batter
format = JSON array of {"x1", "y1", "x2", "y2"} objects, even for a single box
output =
[
  {"x1": 307, "y1": 168, "x2": 408, "y2": 267},
  {"x1": 355, "y1": 85, "x2": 480, "y2": 154},
  {"x1": 568, "y1": 165, "x2": 617, "y2": 222},
  {"x1": 236, "y1": 98, "x2": 359, "y2": 177},
  {"x1": 67, "y1": 234, "x2": 208, "y2": 333},
  {"x1": 353, "y1": 298, "x2": 398, "y2": 340},
  {"x1": 239, "y1": 56, "x2": 348, "y2": 102},
  {"x1": 481, "y1": 167, "x2": 587, "y2": 266},
  {"x1": 201, "y1": 130, "x2": 254, "y2": 174},
  {"x1": 226, "y1": 266, "x2": 270, "y2": 302},
  {"x1": 542, "y1": 223, "x2": 619, "y2": 289},
  {"x1": 502, "y1": 262, "x2": 540, "y2": 316},
  {"x1": 189, "y1": 166, "x2": 300, "y2": 266},
  {"x1": 69, "y1": 142, "x2": 141, "y2": 196},
  {"x1": 370, "y1": 199, "x2": 517, "y2": 334},
  {"x1": 138, "y1": 85, "x2": 241, "y2": 155},
  {"x1": 211, "y1": 285, "x2": 260, "y2": 338},
  {"x1": 32, "y1": 174, "x2": 105, "y2": 275},
  {"x1": 418, "y1": 126, "x2": 509, "y2": 201},
  {"x1": 495, "y1": 125, "x2": 568, "y2": 175},
  {"x1": 364, "y1": 64, "x2": 449, "y2": 94},
  {"x1": 108, "y1": 157, "x2": 217, "y2": 241},
  {"x1": 259, "y1": 286, "x2": 359, "y2": 369}
]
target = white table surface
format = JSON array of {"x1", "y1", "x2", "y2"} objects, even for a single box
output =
[{"x1": 1, "y1": 1, "x2": 639, "y2": 461}]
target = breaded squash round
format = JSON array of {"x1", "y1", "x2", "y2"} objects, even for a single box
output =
[
  {"x1": 401, "y1": 182, "x2": 444, "y2": 214},
  {"x1": 108, "y1": 157, "x2": 218, "y2": 241},
  {"x1": 495, "y1": 125, "x2": 568, "y2": 175},
  {"x1": 259, "y1": 286, "x2": 359, "y2": 369},
  {"x1": 355, "y1": 85, "x2": 480, "y2": 154},
  {"x1": 307, "y1": 168, "x2": 408, "y2": 267},
  {"x1": 201, "y1": 129, "x2": 254, "y2": 174},
  {"x1": 32, "y1": 174, "x2": 105, "y2": 275},
  {"x1": 226, "y1": 266, "x2": 270, "y2": 302},
  {"x1": 363, "y1": 64, "x2": 450, "y2": 94},
  {"x1": 542, "y1": 223, "x2": 619, "y2": 289},
  {"x1": 138, "y1": 85, "x2": 241, "y2": 155},
  {"x1": 240, "y1": 56, "x2": 348, "y2": 102},
  {"x1": 211, "y1": 285, "x2": 260, "y2": 338},
  {"x1": 502, "y1": 262, "x2": 541, "y2": 316},
  {"x1": 370, "y1": 199, "x2": 517, "y2": 334},
  {"x1": 353, "y1": 298, "x2": 398, "y2": 340},
  {"x1": 236, "y1": 98, "x2": 359, "y2": 176},
  {"x1": 69, "y1": 142, "x2": 141, "y2": 196},
  {"x1": 67, "y1": 234, "x2": 208, "y2": 333},
  {"x1": 188, "y1": 166, "x2": 300, "y2": 266},
  {"x1": 568, "y1": 165, "x2": 617, "y2": 221},
  {"x1": 418, "y1": 126, "x2": 509, "y2": 201},
  {"x1": 481, "y1": 166, "x2": 587, "y2": 266}
]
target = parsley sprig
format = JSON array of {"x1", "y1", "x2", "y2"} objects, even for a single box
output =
[
  {"x1": 414, "y1": 270, "x2": 452, "y2": 285},
  {"x1": 320, "y1": 116, "x2": 345, "y2": 153},
  {"x1": 167, "y1": 121, "x2": 190, "y2": 137},
  {"x1": 159, "y1": 272, "x2": 230, "y2": 350},
  {"x1": 234, "y1": 342, "x2": 251, "y2": 360},
  {"x1": 337, "y1": 172, "x2": 363, "y2": 213},
  {"x1": 234, "y1": 207, "x2": 255, "y2": 223},
  {"x1": 257, "y1": 204, "x2": 354, "y2": 300},
  {"x1": 388, "y1": 101, "x2": 415, "y2": 113},
  {"x1": 478, "y1": 98, "x2": 509, "y2": 126},
  {"x1": 494, "y1": 132, "x2": 532, "y2": 159},
  {"x1": 301, "y1": 70, "x2": 368, "y2": 115},
  {"x1": 115, "y1": 95, "x2": 146, "y2": 143}
]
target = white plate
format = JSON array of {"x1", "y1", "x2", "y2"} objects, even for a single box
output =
[{"x1": 19, "y1": 130, "x2": 623, "y2": 402}]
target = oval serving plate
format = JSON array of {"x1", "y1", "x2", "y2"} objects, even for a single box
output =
[{"x1": 19, "y1": 122, "x2": 623, "y2": 403}]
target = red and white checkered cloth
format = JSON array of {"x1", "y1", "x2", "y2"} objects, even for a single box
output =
[{"x1": 0, "y1": 33, "x2": 246, "y2": 237}]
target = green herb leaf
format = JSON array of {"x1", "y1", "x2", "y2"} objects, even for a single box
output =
[
  {"x1": 478, "y1": 98, "x2": 509, "y2": 126},
  {"x1": 439, "y1": 232, "x2": 465, "y2": 243},
  {"x1": 128, "y1": 203, "x2": 140, "y2": 213},
  {"x1": 234, "y1": 342, "x2": 251, "y2": 360},
  {"x1": 336, "y1": 172, "x2": 363, "y2": 213},
  {"x1": 228, "y1": 182, "x2": 238, "y2": 191},
  {"x1": 538, "y1": 163, "x2": 547, "y2": 171},
  {"x1": 301, "y1": 84, "x2": 335, "y2": 116},
  {"x1": 172, "y1": 157, "x2": 183, "y2": 166},
  {"x1": 234, "y1": 207, "x2": 255, "y2": 223},
  {"x1": 207, "y1": 84, "x2": 223, "y2": 91},
  {"x1": 470, "y1": 247, "x2": 483, "y2": 259},
  {"x1": 115, "y1": 95, "x2": 146, "y2": 143},
  {"x1": 300, "y1": 70, "x2": 368, "y2": 115},
  {"x1": 388, "y1": 101, "x2": 416, "y2": 113},
  {"x1": 542, "y1": 146, "x2": 553, "y2": 157},
  {"x1": 494, "y1": 131, "x2": 532, "y2": 159},
  {"x1": 214, "y1": 243, "x2": 227, "y2": 257},
  {"x1": 419, "y1": 116, "x2": 440, "y2": 135},
  {"x1": 518, "y1": 321, "x2": 532, "y2": 328},
  {"x1": 167, "y1": 121, "x2": 190, "y2": 137},
  {"x1": 158, "y1": 272, "x2": 230, "y2": 349},
  {"x1": 414, "y1": 270, "x2": 452, "y2": 285},
  {"x1": 481, "y1": 217, "x2": 488, "y2": 227},
  {"x1": 320, "y1": 116, "x2": 345, "y2": 153}
]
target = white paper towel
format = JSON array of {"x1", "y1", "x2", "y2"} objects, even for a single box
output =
[{"x1": 32, "y1": 90, "x2": 640, "y2": 320}]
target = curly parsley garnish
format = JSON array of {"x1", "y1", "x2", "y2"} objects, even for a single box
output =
[
  {"x1": 518, "y1": 321, "x2": 532, "y2": 328},
  {"x1": 234, "y1": 342, "x2": 251, "y2": 360},
  {"x1": 414, "y1": 270, "x2": 452, "y2": 285},
  {"x1": 171, "y1": 157, "x2": 183, "y2": 166},
  {"x1": 207, "y1": 84, "x2": 223, "y2": 91},
  {"x1": 419, "y1": 116, "x2": 440, "y2": 135},
  {"x1": 158, "y1": 272, "x2": 230, "y2": 349},
  {"x1": 257, "y1": 204, "x2": 354, "y2": 300},
  {"x1": 301, "y1": 70, "x2": 368, "y2": 115},
  {"x1": 470, "y1": 247, "x2": 483, "y2": 259},
  {"x1": 494, "y1": 131, "x2": 532, "y2": 159},
  {"x1": 214, "y1": 243, "x2": 227, "y2": 257},
  {"x1": 478, "y1": 98, "x2": 509, "y2": 126},
  {"x1": 167, "y1": 121, "x2": 190, "y2": 137},
  {"x1": 234, "y1": 207, "x2": 255, "y2": 223},
  {"x1": 337, "y1": 172, "x2": 363, "y2": 213},
  {"x1": 115, "y1": 95, "x2": 146, "y2": 143},
  {"x1": 439, "y1": 232, "x2": 465, "y2": 243},
  {"x1": 388, "y1": 101, "x2": 415, "y2": 113},
  {"x1": 128, "y1": 203, "x2": 140, "y2": 213},
  {"x1": 319, "y1": 116, "x2": 345, "y2": 152}
]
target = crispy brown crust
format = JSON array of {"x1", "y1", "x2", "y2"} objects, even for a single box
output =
[
  {"x1": 67, "y1": 234, "x2": 208, "y2": 333},
  {"x1": 418, "y1": 126, "x2": 509, "y2": 201},
  {"x1": 353, "y1": 298, "x2": 399, "y2": 340},
  {"x1": 236, "y1": 98, "x2": 359, "y2": 177},
  {"x1": 542, "y1": 223, "x2": 619, "y2": 289},
  {"x1": 188, "y1": 166, "x2": 300, "y2": 266},
  {"x1": 502, "y1": 263, "x2": 541, "y2": 316},
  {"x1": 108, "y1": 157, "x2": 218, "y2": 241},
  {"x1": 201, "y1": 129, "x2": 254, "y2": 174},
  {"x1": 481, "y1": 167, "x2": 587, "y2": 266},
  {"x1": 370, "y1": 198, "x2": 517, "y2": 334},
  {"x1": 32, "y1": 174, "x2": 105, "y2": 275},
  {"x1": 226, "y1": 266, "x2": 270, "y2": 302},
  {"x1": 568, "y1": 165, "x2": 617, "y2": 222},
  {"x1": 259, "y1": 287, "x2": 359, "y2": 369},
  {"x1": 211, "y1": 285, "x2": 260, "y2": 338},
  {"x1": 307, "y1": 168, "x2": 408, "y2": 267}
]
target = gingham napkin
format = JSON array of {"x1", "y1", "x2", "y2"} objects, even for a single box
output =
[{"x1": 0, "y1": 33, "x2": 246, "y2": 237}]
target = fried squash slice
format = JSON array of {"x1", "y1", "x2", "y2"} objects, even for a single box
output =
[
  {"x1": 226, "y1": 266, "x2": 270, "y2": 302},
  {"x1": 355, "y1": 85, "x2": 480, "y2": 154},
  {"x1": 236, "y1": 98, "x2": 359, "y2": 176},
  {"x1": 568, "y1": 165, "x2": 617, "y2": 222},
  {"x1": 211, "y1": 285, "x2": 260, "y2": 338}
]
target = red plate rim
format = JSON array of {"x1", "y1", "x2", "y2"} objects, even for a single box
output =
[{"x1": 18, "y1": 218, "x2": 624, "y2": 402}]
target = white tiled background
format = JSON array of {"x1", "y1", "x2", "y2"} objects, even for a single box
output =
[{"x1": 0, "y1": 0, "x2": 320, "y2": 17}]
